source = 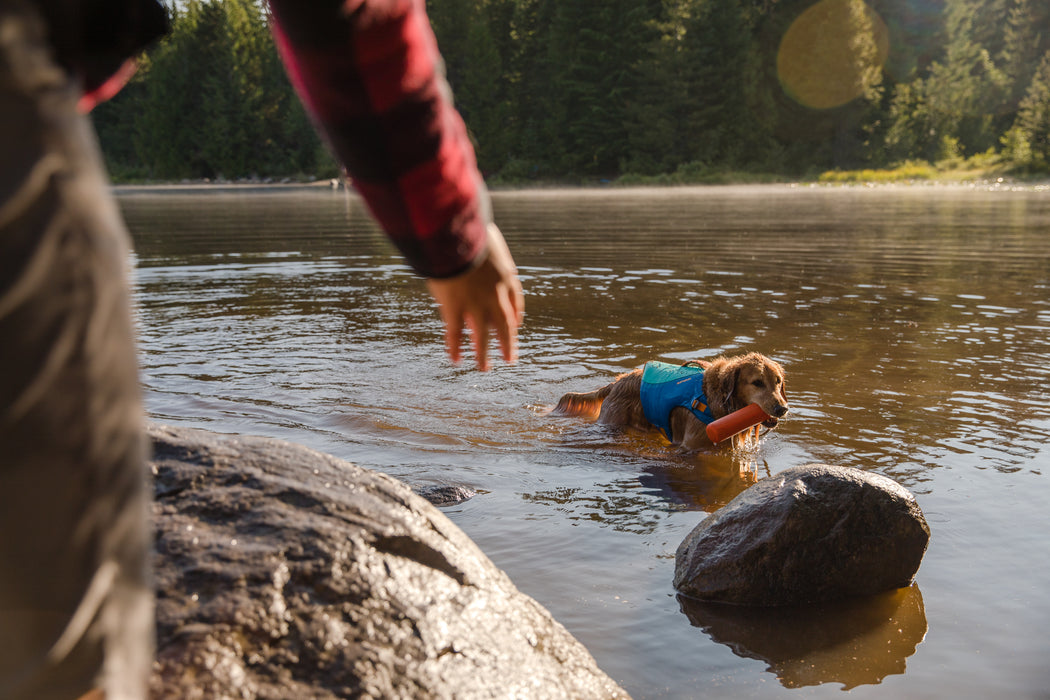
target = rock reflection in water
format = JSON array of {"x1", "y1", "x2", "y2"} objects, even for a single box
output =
[{"x1": 677, "y1": 583, "x2": 926, "y2": 689}]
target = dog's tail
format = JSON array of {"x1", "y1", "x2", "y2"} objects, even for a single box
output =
[{"x1": 550, "y1": 384, "x2": 614, "y2": 420}]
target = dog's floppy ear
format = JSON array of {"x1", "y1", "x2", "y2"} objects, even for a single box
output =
[
  {"x1": 705, "y1": 360, "x2": 740, "y2": 417},
  {"x1": 719, "y1": 366, "x2": 743, "y2": 412}
]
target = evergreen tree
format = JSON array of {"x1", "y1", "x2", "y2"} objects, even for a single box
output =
[
  {"x1": 426, "y1": 0, "x2": 473, "y2": 84},
  {"x1": 922, "y1": 0, "x2": 1011, "y2": 157},
  {"x1": 1004, "y1": 50, "x2": 1050, "y2": 171},
  {"x1": 94, "y1": 0, "x2": 329, "y2": 181},
  {"x1": 681, "y1": 0, "x2": 769, "y2": 167},
  {"x1": 498, "y1": 0, "x2": 555, "y2": 176},
  {"x1": 429, "y1": 0, "x2": 512, "y2": 173},
  {"x1": 543, "y1": 0, "x2": 609, "y2": 173},
  {"x1": 998, "y1": 0, "x2": 1050, "y2": 110},
  {"x1": 623, "y1": 0, "x2": 694, "y2": 175},
  {"x1": 541, "y1": 0, "x2": 656, "y2": 175},
  {"x1": 462, "y1": 15, "x2": 512, "y2": 172},
  {"x1": 884, "y1": 77, "x2": 939, "y2": 162}
]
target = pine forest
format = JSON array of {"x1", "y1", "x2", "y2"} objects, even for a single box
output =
[{"x1": 92, "y1": 0, "x2": 1050, "y2": 183}]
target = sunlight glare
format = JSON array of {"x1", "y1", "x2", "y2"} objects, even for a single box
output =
[{"x1": 776, "y1": 0, "x2": 889, "y2": 110}]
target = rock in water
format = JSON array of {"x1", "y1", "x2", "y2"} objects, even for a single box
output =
[
  {"x1": 147, "y1": 423, "x2": 628, "y2": 699},
  {"x1": 674, "y1": 464, "x2": 930, "y2": 606},
  {"x1": 412, "y1": 483, "x2": 478, "y2": 507}
]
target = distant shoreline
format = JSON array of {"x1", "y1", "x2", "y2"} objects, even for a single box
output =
[
  {"x1": 111, "y1": 177, "x2": 1050, "y2": 195},
  {"x1": 112, "y1": 179, "x2": 346, "y2": 195}
]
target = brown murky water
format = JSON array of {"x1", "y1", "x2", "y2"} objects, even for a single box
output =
[{"x1": 121, "y1": 184, "x2": 1050, "y2": 699}]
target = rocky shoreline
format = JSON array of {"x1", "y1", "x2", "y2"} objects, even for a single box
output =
[{"x1": 147, "y1": 423, "x2": 628, "y2": 699}]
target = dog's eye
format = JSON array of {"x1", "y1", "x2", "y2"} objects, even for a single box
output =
[{"x1": 752, "y1": 380, "x2": 766, "y2": 389}]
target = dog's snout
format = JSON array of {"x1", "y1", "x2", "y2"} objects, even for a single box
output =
[{"x1": 772, "y1": 404, "x2": 789, "y2": 418}]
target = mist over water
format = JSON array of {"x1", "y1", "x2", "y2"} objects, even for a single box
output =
[{"x1": 123, "y1": 184, "x2": 1050, "y2": 698}]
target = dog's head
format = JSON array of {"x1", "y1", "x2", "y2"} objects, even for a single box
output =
[{"x1": 711, "y1": 352, "x2": 789, "y2": 429}]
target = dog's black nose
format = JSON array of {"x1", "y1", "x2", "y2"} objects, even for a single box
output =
[{"x1": 772, "y1": 405, "x2": 789, "y2": 418}]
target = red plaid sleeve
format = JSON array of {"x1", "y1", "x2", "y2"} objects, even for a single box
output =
[{"x1": 268, "y1": 0, "x2": 489, "y2": 278}]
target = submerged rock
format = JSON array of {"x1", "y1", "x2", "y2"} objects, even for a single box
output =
[
  {"x1": 674, "y1": 464, "x2": 930, "y2": 606},
  {"x1": 412, "y1": 483, "x2": 478, "y2": 507},
  {"x1": 147, "y1": 423, "x2": 628, "y2": 699}
]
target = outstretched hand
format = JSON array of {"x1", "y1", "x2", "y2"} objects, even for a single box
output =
[{"x1": 426, "y1": 224, "x2": 524, "y2": 371}]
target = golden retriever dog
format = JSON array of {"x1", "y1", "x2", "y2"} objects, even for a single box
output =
[{"x1": 552, "y1": 352, "x2": 789, "y2": 450}]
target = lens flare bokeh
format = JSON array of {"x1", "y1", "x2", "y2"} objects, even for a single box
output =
[{"x1": 776, "y1": 0, "x2": 889, "y2": 109}]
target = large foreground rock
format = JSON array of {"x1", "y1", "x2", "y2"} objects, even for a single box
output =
[
  {"x1": 147, "y1": 423, "x2": 628, "y2": 699},
  {"x1": 674, "y1": 464, "x2": 930, "y2": 606}
]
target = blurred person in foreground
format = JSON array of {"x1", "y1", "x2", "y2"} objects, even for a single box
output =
[{"x1": 0, "y1": 0, "x2": 523, "y2": 697}]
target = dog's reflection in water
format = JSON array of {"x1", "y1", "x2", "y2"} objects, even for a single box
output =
[
  {"x1": 549, "y1": 387, "x2": 774, "y2": 512},
  {"x1": 637, "y1": 447, "x2": 763, "y2": 512}
]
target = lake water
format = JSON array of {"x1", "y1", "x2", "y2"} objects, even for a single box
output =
[{"x1": 120, "y1": 184, "x2": 1050, "y2": 699}]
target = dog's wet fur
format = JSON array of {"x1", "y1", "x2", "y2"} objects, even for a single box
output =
[{"x1": 552, "y1": 352, "x2": 789, "y2": 450}]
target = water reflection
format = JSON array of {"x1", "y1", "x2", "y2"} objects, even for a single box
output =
[
  {"x1": 522, "y1": 480, "x2": 671, "y2": 536},
  {"x1": 678, "y1": 584, "x2": 927, "y2": 689},
  {"x1": 548, "y1": 421, "x2": 765, "y2": 512},
  {"x1": 521, "y1": 444, "x2": 767, "y2": 533},
  {"x1": 639, "y1": 455, "x2": 759, "y2": 511}
]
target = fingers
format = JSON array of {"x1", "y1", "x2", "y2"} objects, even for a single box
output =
[
  {"x1": 458, "y1": 293, "x2": 514, "y2": 372},
  {"x1": 481, "y1": 285, "x2": 520, "y2": 370},
  {"x1": 425, "y1": 223, "x2": 524, "y2": 371},
  {"x1": 494, "y1": 282, "x2": 520, "y2": 365},
  {"x1": 442, "y1": 305, "x2": 464, "y2": 365},
  {"x1": 487, "y1": 224, "x2": 524, "y2": 366},
  {"x1": 434, "y1": 288, "x2": 518, "y2": 371},
  {"x1": 469, "y1": 313, "x2": 489, "y2": 372}
]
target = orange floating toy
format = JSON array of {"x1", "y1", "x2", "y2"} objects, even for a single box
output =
[{"x1": 706, "y1": 403, "x2": 771, "y2": 443}]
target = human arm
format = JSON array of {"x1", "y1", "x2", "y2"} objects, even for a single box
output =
[{"x1": 267, "y1": 0, "x2": 522, "y2": 369}]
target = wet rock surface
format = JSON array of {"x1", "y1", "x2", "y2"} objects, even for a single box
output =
[
  {"x1": 147, "y1": 423, "x2": 628, "y2": 699},
  {"x1": 674, "y1": 464, "x2": 930, "y2": 606}
]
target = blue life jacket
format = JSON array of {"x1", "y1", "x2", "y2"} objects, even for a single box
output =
[{"x1": 640, "y1": 361, "x2": 715, "y2": 442}]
